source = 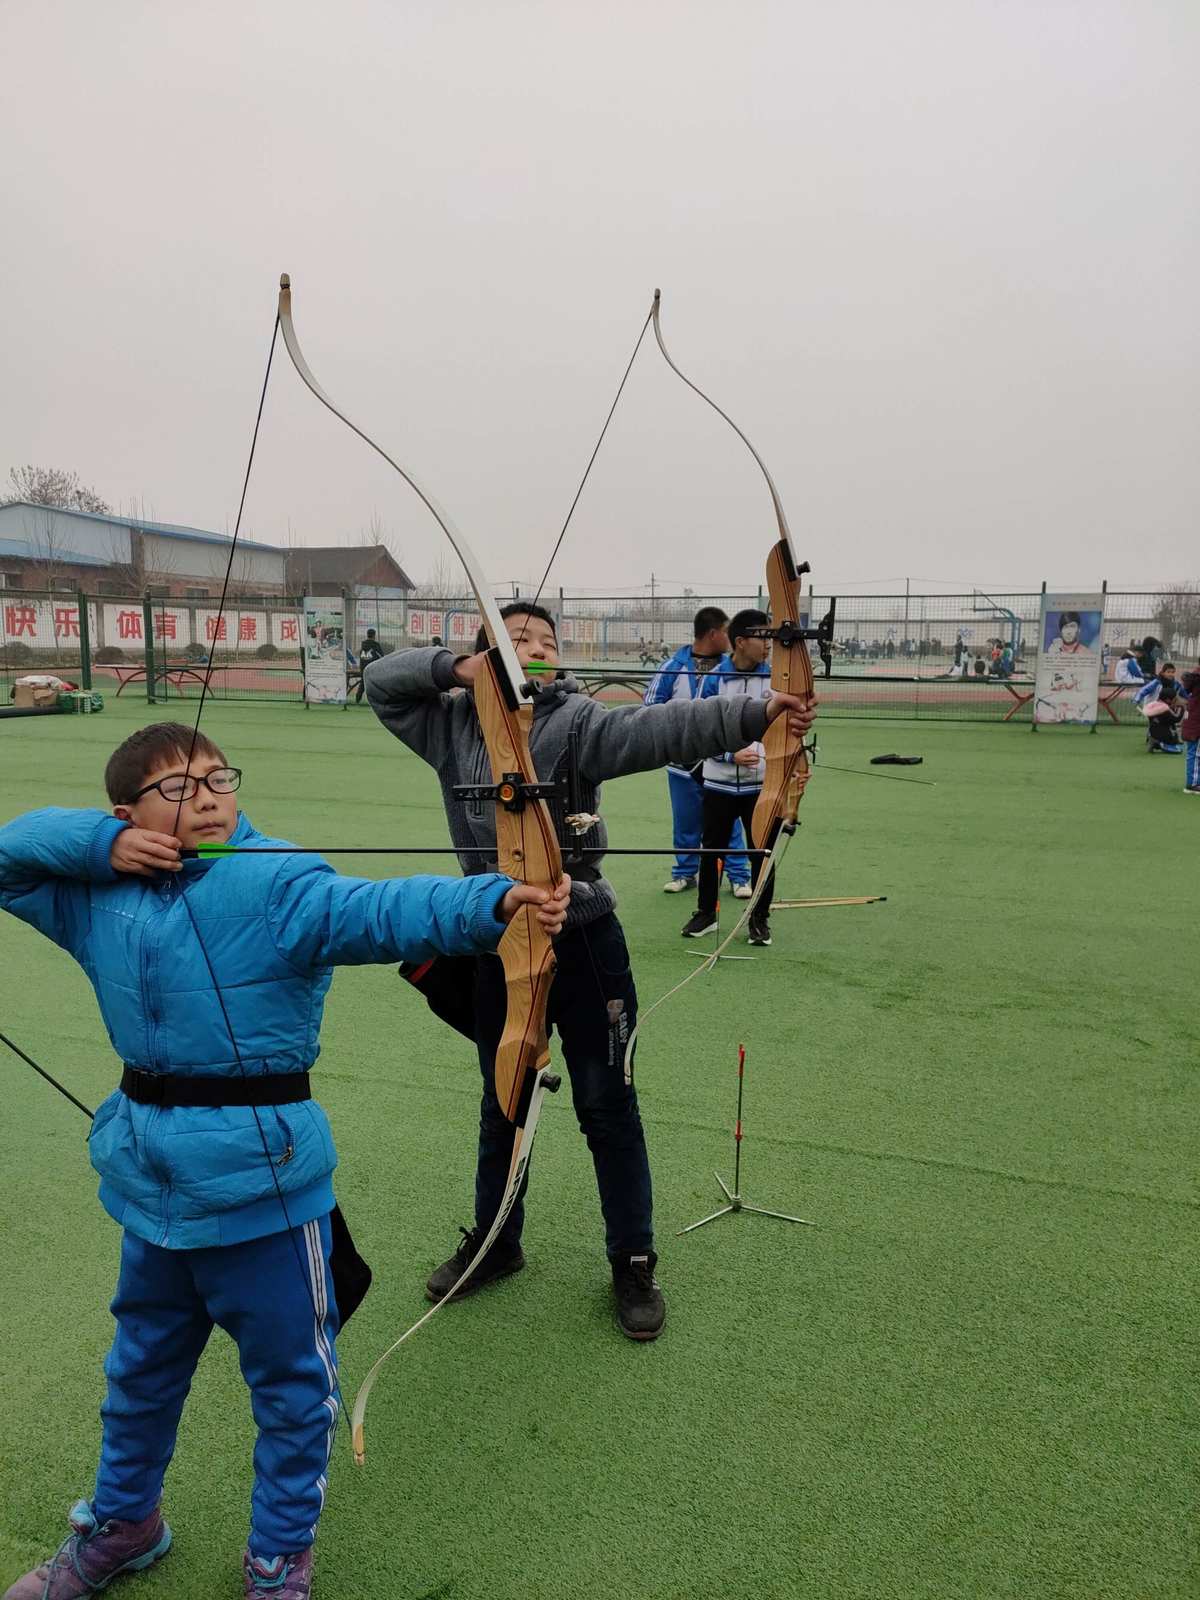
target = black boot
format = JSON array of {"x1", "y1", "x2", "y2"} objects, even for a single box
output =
[
  {"x1": 612, "y1": 1250, "x2": 666, "y2": 1340},
  {"x1": 425, "y1": 1226, "x2": 525, "y2": 1302}
]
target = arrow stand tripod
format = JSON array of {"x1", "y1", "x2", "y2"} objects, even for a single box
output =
[{"x1": 678, "y1": 1044, "x2": 814, "y2": 1235}]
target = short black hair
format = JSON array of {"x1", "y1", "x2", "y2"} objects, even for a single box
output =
[
  {"x1": 1059, "y1": 611, "x2": 1082, "y2": 628},
  {"x1": 474, "y1": 601, "x2": 558, "y2": 655},
  {"x1": 105, "y1": 722, "x2": 228, "y2": 805},
  {"x1": 366, "y1": 628, "x2": 376, "y2": 638},
  {"x1": 727, "y1": 608, "x2": 768, "y2": 647},
  {"x1": 1161, "y1": 662, "x2": 1176, "y2": 672},
  {"x1": 693, "y1": 606, "x2": 729, "y2": 639}
]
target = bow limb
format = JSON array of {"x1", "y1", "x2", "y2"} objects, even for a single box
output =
[
  {"x1": 276, "y1": 276, "x2": 528, "y2": 704},
  {"x1": 277, "y1": 276, "x2": 562, "y2": 1464},
  {"x1": 618, "y1": 296, "x2": 820, "y2": 1080}
]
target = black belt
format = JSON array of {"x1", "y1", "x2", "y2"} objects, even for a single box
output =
[{"x1": 120, "y1": 1067, "x2": 311, "y2": 1108}]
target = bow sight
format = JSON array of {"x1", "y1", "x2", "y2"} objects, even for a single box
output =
[{"x1": 742, "y1": 598, "x2": 837, "y2": 678}]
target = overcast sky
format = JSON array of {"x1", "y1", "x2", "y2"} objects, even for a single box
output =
[{"x1": 2, "y1": 0, "x2": 1195, "y2": 596}]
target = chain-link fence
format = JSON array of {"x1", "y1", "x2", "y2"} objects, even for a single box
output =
[{"x1": 4, "y1": 587, "x2": 1195, "y2": 723}]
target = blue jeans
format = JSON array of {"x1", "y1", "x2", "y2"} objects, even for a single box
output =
[
  {"x1": 95, "y1": 1215, "x2": 338, "y2": 1558},
  {"x1": 667, "y1": 767, "x2": 749, "y2": 883},
  {"x1": 1186, "y1": 739, "x2": 1199, "y2": 788},
  {"x1": 473, "y1": 913, "x2": 653, "y2": 1259}
]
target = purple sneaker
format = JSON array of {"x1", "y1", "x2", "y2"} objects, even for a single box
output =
[
  {"x1": 3, "y1": 1500, "x2": 171, "y2": 1599},
  {"x1": 243, "y1": 1547, "x2": 313, "y2": 1599}
]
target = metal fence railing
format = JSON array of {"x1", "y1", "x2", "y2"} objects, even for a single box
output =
[{"x1": 3, "y1": 587, "x2": 1195, "y2": 723}]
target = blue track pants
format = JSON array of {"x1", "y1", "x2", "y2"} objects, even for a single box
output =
[{"x1": 94, "y1": 1213, "x2": 339, "y2": 1558}]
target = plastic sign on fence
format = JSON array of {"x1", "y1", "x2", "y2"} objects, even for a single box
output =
[
  {"x1": 1034, "y1": 592, "x2": 1106, "y2": 725},
  {"x1": 303, "y1": 597, "x2": 347, "y2": 704}
]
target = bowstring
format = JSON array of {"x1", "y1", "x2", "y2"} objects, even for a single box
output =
[
  {"x1": 168, "y1": 310, "x2": 355, "y2": 1450},
  {"x1": 512, "y1": 301, "x2": 654, "y2": 651}
]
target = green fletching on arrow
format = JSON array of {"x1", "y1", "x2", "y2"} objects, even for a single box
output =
[
  {"x1": 525, "y1": 660, "x2": 553, "y2": 676},
  {"x1": 196, "y1": 843, "x2": 238, "y2": 855}
]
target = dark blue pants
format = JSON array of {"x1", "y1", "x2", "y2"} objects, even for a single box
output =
[
  {"x1": 473, "y1": 913, "x2": 653, "y2": 1259},
  {"x1": 94, "y1": 1214, "x2": 339, "y2": 1558}
]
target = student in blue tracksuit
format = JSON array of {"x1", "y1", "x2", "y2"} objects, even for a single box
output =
[
  {"x1": 1135, "y1": 664, "x2": 1187, "y2": 753},
  {"x1": 683, "y1": 610, "x2": 777, "y2": 948},
  {"x1": 0, "y1": 721, "x2": 569, "y2": 1600},
  {"x1": 643, "y1": 606, "x2": 751, "y2": 896}
]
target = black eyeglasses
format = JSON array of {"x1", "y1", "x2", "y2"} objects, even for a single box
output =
[{"x1": 131, "y1": 767, "x2": 243, "y2": 803}]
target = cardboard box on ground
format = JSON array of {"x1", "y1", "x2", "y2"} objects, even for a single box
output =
[{"x1": 13, "y1": 675, "x2": 71, "y2": 708}]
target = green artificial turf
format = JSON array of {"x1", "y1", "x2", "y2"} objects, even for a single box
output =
[{"x1": 0, "y1": 699, "x2": 1195, "y2": 1599}]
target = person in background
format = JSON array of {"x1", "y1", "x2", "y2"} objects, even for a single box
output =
[
  {"x1": 352, "y1": 628, "x2": 386, "y2": 704},
  {"x1": 685, "y1": 609, "x2": 777, "y2": 948},
  {"x1": 1135, "y1": 662, "x2": 1182, "y2": 715},
  {"x1": 1135, "y1": 636, "x2": 1163, "y2": 681},
  {"x1": 1180, "y1": 665, "x2": 1200, "y2": 793},
  {"x1": 1114, "y1": 651, "x2": 1145, "y2": 686},
  {"x1": 1139, "y1": 676, "x2": 1186, "y2": 755},
  {"x1": 972, "y1": 653, "x2": 987, "y2": 677},
  {"x1": 644, "y1": 607, "x2": 752, "y2": 899}
]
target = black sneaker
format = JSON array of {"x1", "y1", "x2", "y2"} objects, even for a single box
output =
[
  {"x1": 612, "y1": 1251, "x2": 666, "y2": 1341},
  {"x1": 425, "y1": 1226, "x2": 525, "y2": 1302},
  {"x1": 747, "y1": 917, "x2": 772, "y2": 946},
  {"x1": 681, "y1": 911, "x2": 718, "y2": 938}
]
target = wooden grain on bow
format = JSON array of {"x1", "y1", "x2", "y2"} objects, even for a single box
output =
[{"x1": 275, "y1": 275, "x2": 563, "y2": 1464}]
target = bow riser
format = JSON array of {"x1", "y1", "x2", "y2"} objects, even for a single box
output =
[
  {"x1": 751, "y1": 539, "x2": 815, "y2": 852},
  {"x1": 474, "y1": 655, "x2": 562, "y2": 1117}
]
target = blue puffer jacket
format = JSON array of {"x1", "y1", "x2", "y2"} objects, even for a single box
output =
[{"x1": 0, "y1": 807, "x2": 512, "y2": 1249}]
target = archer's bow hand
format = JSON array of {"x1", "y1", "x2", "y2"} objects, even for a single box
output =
[
  {"x1": 764, "y1": 691, "x2": 819, "y2": 739},
  {"x1": 499, "y1": 874, "x2": 572, "y2": 936}
]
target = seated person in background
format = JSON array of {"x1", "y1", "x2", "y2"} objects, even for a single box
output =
[
  {"x1": 1141, "y1": 681, "x2": 1185, "y2": 754},
  {"x1": 972, "y1": 654, "x2": 987, "y2": 677},
  {"x1": 1114, "y1": 651, "x2": 1145, "y2": 685}
]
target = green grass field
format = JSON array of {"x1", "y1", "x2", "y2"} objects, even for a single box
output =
[{"x1": 1, "y1": 699, "x2": 1195, "y2": 1599}]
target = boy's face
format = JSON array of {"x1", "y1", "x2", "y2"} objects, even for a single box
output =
[
  {"x1": 731, "y1": 632, "x2": 770, "y2": 669},
  {"x1": 505, "y1": 612, "x2": 559, "y2": 674},
  {"x1": 114, "y1": 753, "x2": 239, "y2": 849}
]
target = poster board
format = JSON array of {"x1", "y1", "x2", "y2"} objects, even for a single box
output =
[
  {"x1": 1034, "y1": 592, "x2": 1106, "y2": 725},
  {"x1": 303, "y1": 597, "x2": 347, "y2": 704}
]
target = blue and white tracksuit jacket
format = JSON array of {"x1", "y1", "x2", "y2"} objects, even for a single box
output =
[
  {"x1": 698, "y1": 657, "x2": 770, "y2": 795},
  {"x1": 644, "y1": 646, "x2": 749, "y2": 881},
  {"x1": 0, "y1": 806, "x2": 512, "y2": 1555}
]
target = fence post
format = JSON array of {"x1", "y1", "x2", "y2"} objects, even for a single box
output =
[
  {"x1": 76, "y1": 589, "x2": 93, "y2": 690},
  {"x1": 142, "y1": 593, "x2": 157, "y2": 705}
]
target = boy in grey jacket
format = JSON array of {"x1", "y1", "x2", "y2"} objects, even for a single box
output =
[{"x1": 366, "y1": 602, "x2": 816, "y2": 1338}]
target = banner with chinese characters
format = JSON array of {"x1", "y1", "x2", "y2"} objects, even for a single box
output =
[
  {"x1": 2, "y1": 598, "x2": 98, "y2": 650},
  {"x1": 1034, "y1": 592, "x2": 1106, "y2": 725},
  {"x1": 302, "y1": 597, "x2": 346, "y2": 704}
]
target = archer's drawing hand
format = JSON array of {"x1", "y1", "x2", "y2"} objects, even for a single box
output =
[
  {"x1": 765, "y1": 691, "x2": 818, "y2": 738},
  {"x1": 733, "y1": 747, "x2": 761, "y2": 767},
  {"x1": 111, "y1": 828, "x2": 183, "y2": 876},
  {"x1": 452, "y1": 652, "x2": 484, "y2": 688},
  {"x1": 500, "y1": 874, "x2": 572, "y2": 936}
]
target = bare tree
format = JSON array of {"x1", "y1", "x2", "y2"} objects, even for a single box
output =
[
  {"x1": 18, "y1": 503, "x2": 76, "y2": 590},
  {"x1": 1155, "y1": 581, "x2": 1200, "y2": 660},
  {"x1": 415, "y1": 555, "x2": 469, "y2": 602},
  {"x1": 3, "y1": 464, "x2": 110, "y2": 514}
]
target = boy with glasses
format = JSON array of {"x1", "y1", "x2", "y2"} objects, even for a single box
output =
[{"x1": 0, "y1": 720, "x2": 569, "y2": 1600}]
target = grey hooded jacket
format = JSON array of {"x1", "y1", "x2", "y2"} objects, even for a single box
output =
[{"x1": 364, "y1": 646, "x2": 773, "y2": 930}]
